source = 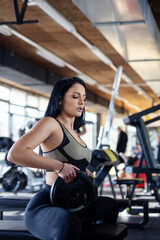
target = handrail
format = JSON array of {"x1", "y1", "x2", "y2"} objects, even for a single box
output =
[{"x1": 124, "y1": 104, "x2": 160, "y2": 125}]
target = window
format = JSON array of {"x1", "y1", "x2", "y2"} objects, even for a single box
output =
[
  {"x1": 39, "y1": 97, "x2": 48, "y2": 111},
  {"x1": 26, "y1": 107, "x2": 39, "y2": 118},
  {"x1": 0, "y1": 112, "x2": 9, "y2": 136},
  {"x1": 10, "y1": 105, "x2": 25, "y2": 115},
  {"x1": 27, "y1": 94, "x2": 39, "y2": 108},
  {"x1": 0, "y1": 102, "x2": 9, "y2": 137},
  {"x1": 0, "y1": 83, "x2": 50, "y2": 140},
  {"x1": 0, "y1": 86, "x2": 10, "y2": 101},
  {"x1": 10, "y1": 88, "x2": 26, "y2": 106},
  {"x1": 11, "y1": 115, "x2": 26, "y2": 141},
  {"x1": 0, "y1": 101, "x2": 9, "y2": 112}
]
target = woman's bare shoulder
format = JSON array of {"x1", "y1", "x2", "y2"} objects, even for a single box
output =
[
  {"x1": 25, "y1": 117, "x2": 60, "y2": 145},
  {"x1": 35, "y1": 117, "x2": 59, "y2": 131}
]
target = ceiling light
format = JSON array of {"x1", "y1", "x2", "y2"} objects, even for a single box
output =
[
  {"x1": 97, "y1": 84, "x2": 111, "y2": 95},
  {"x1": 0, "y1": 26, "x2": 12, "y2": 36},
  {"x1": 119, "y1": 97, "x2": 141, "y2": 111},
  {"x1": 122, "y1": 74, "x2": 152, "y2": 100},
  {"x1": 122, "y1": 73, "x2": 132, "y2": 83},
  {"x1": 36, "y1": 49, "x2": 65, "y2": 68},
  {"x1": 91, "y1": 46, "x2": 113, "y2": 66},
  {"x1": 77, "y1": 74, "x2": 97, "y2": 86},
  {"x1": 5, "y1": 25, "x2": 65, "y2": 68},
  {"x1": 65, "y1": 63, "x2": 81, "y2": 75},
  {"x1": 34, "y1": 0, "x2": 114, "y2": 66},
  {"x1": 34, "y1": 0, "x2": 151, "y2": 102},
  {"x1": 72, "y1": 31, "x2": 94, "y2": 49},
  {"x1": 35, "y1": 0, "x2": 76, "y2": 32},
  {"x1": 133, "y1": 84, "x2": 152, "y2": 100}
]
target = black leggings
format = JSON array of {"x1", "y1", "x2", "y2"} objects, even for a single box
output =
[{"x1": 24, "y1": 184, "x2": 119, "y2": 240}]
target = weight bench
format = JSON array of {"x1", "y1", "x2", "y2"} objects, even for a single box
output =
[
  {"x1": 0, "y1": 196, "x2": 30, "y2": 220},
  {"x1": 0, "y1": 220, "x2": 128, "y2": 240},
  {"x1": 89, "y1": 149, "x2": 150, "y2": 228},
  {"x1": 0, "y1": 196, "x2": 128, "y2": 239},
  {"x1": 113, "y1": 179, "x2": 149, "y2": 228}
]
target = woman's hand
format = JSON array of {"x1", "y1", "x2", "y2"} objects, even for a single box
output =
[
  {"x1": 58, "y1": 163, "x2": 80, "y2": 182},
  {"x1": 85, "y1": 168, "x2": 94, "y2": 178}
]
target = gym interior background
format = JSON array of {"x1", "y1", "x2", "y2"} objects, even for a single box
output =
[{"x1": 0, "y1": 0, "x2": 160, "y2": 239}]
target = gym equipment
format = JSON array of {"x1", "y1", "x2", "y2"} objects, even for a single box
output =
[
  {"x1": 0, "y1": 220, "x2": 128, "y2": 240},
  {"x1": 0, "y1": 179, "x2": 128, "y2": 240},
  {"x1": 50, "y1": 171, "x2": 97, "y2": 215},
  {"x1": 0, "y1": 196, "x2": 30, "y2": 220},
  {"x1": 113, "y1": 104, "x2": 160, "y2": 219},
  {"x1": 0, "y1": 137, "x2": 15, "y2": 167},
  {"x1": 97, "y1": 66, "x2": 123, "y2": 148},
  {"x1": 154, "y1": 142, "x2": 160, "y2": 165},
  {"x1": 123, "y1": 104, "x2": 160, "y2": 203},
  {"x1": 0, "y1": 148, "x2": 128, "y2": 239},
  {"x1": 50, "y1": 150, "x2": 119, "y2": 215},
  {"x1": 89, "y1": 148, "x2": 124, "y2": 198},
  {"x1": 113, "y1": 178, "x2": 149, "y2": 228},
  {"x1": 0, "y1": 137, "x2": 28, "y2": 193},
  {"x1": 89, "y1": 147, "x2": 149, "y2": 228},
  {"x1": 0, "y1": 136, "x2": 45, "y2": 193},
  {"x1": 87, "y1": 148, "x2": 119, "y2": 174},
  {"x1": 1, "y1": 166, "x2": 28, "y2": 192},
  {"x1": 0, "y1": 137, "x2": 14, "y2": 152},
  {"x1": 26, "y1": 168, "x2": 45, "y2": 193},
  {"x1": 0, "y1": 165, "x2": 44, "y2": 193}
]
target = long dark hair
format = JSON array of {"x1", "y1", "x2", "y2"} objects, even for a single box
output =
[{"x1": 44, "y1": 77, "x2": 86, "y2": 130}]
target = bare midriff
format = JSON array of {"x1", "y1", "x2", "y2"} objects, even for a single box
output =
[{"x1": 46, "y1": 172, "x2": 58, "y2": 186}]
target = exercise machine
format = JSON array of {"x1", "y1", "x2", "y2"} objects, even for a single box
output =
[
  {"x1": 123, "y1": 104, "x2": 160, "y2": 205},
  {"x1": 90, "y1": 147, "x2": 149, "y2": 228},
  {"x1": 0, "y1": 137, "x2": 27, "y2": 193},
  {"x1": 0, "y1": 137, "x2": 45, "y2": 193}
]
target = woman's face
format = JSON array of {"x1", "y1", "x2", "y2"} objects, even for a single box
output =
[{"x1": 60, "y1": 83, "x2": 86, "y2": 117}]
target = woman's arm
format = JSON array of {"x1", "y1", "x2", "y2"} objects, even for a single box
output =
[
  {"x1": 7, "y1": 117, "x2": 64, "y2": 172},
  {"x1": 8, "y1": 117, "x2": 79, "y2": 179}
]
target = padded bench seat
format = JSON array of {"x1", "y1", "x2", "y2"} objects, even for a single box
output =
[
  {"x1": 0, "y1": 220, "x2": 128, "y2": 240},
  {"x1": 0, "y1": 196, "x2": 30, "y2": 209},
  {"x1": 0, "y1": 196, "x2": 30, "y2": 220},
  {"x1": 0, "y1": 197, "x2": 128, "y2": 239},
  {"x1": 113, "y1": 178, "x2": 144, "y2": 186}
]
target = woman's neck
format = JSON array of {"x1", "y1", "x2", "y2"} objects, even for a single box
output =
[{"x1": 56, "y1": 116, "x2": 75, "y2": 131}]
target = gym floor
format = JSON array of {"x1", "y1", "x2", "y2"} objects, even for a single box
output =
[{"x1": 0, "y1": 180, "x2": 160, "y2": 240}]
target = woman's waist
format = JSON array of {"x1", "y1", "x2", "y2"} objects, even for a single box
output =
[
  {"x1": 46, "y1": 171, "x2": 79, "y2": 186},
  {"x1": 46, "y1": 172, "x2": 58, "y2": 186}
]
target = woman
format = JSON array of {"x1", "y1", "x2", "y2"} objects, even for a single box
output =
[{"x1": 8, "y1": 77, "x2": 119, "y2": 240}]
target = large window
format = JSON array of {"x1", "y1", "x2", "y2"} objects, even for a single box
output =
[
  {"x1": 10, "y1": 88, "x2": 26, "y2": 106},
  {"x1": 0, "y1": 86, "x2": 10, "y2": 101},
  {"x1": 27, "y1": 94, "x2": 39, "y2": 108},
  {"x1": 0, "y1": 101, "x2": 10, "y2": 136},
  {"x1": 0, "y1": 84, "x2": 49, "y2": 141},
  {"x1": 0, "y1": 83, "x2": 98, "y2": 151}
]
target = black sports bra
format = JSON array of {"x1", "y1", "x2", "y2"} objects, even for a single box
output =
[{"x1": 43, "y1": 120, "x2": 91, "y2": 172}]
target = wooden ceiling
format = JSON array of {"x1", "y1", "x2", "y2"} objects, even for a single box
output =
[{"x1": 0, "y1": 0, "x2": 160, "y2": 115}]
